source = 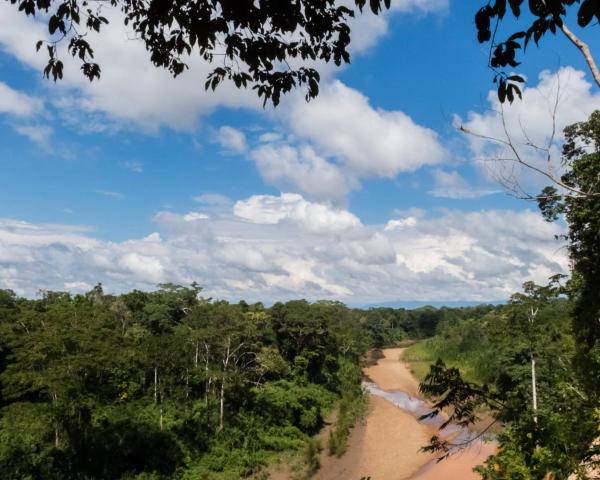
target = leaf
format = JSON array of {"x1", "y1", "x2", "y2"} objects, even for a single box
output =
[
  {"x1": 577, "y1": 0, "x2": 596, "y2": 27},
  {"x1": 48, "y1": 15, "x2": 59, "y2": 35},
  {"x1": 508, "y1": 74, "x2": 525, "y2": 83},
  {"x1": 498, "y1": 80, "x2": 507, "y2": 103},
  {"x1": 506, "y1": 83, "x2": 515, "y2": 103},
  {"x1": 508, "y1": 0, "x2": 523, "y2": 17}
]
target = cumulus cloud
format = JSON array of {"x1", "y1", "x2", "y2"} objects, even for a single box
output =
[
  {"x1": 0, "y1": 1, "x2": 447, "y2": 133},
  {"x1": 243, "y1": 80, "x2": 446, "y2": 203},
  {"x1": 0, "y1": 194, "x2": 567, "y2": 304},
  {"x1": 385, "y1": 217, "x2": 418, "y2": 231},
  {"x1": 285, "y1": 81, "x2": 445, "y2": 177},
  {"x1": 249, "y1": 143, "x2": 357, "y2": 204},
  {"x1": 233, "y1": 193, "x2": 362, "y2": 233},
  {"x1": 345, "y1": 0, "x2": 448, "y2": 54},
  {"x1": 0, "y1": 4, "x2": 261, "y2": 132}
]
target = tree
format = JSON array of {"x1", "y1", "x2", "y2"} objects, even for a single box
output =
[
  {"x1": 475, "y1": 0, "x2": 600, "y2": 103},
  {"x1": 9, "y1": 0, "x2": 600, "y2": 107},
  {"x1": 420, "y1": 279, "x2": 597, "y2": 479},
  {"x1": 8, "y1": 0, "x2": 391, "y2": 106},
  {"x1": 538, "y1": 110, "x2": 600, "y2": 402}
]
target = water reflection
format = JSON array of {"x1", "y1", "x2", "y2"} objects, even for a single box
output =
[{"x1": 362, "y1": 382, "x2": 489, "y2": 450}]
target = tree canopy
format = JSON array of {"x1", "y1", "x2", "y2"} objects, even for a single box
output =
[
  {"x1": 7, "y1": 0, "x2": 598, "y2": 105},
  {"x1": 8, "y1": 0, "x2": 391, "y2": 106}
]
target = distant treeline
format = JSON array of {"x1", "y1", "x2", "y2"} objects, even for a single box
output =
[{"x1": 0, "y1": 283, "x2": 494, "y2": 480}]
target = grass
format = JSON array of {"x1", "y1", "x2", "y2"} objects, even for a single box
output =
[
  {"x1": 403, "y1": 340, "x2": 438, "y2": 382},
  {"x1": 403, "y1": 340, "x2": 485, "y2": 384}
]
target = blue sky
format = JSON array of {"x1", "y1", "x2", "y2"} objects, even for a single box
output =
[{"x1": 0, "y1": 0, "x2": 597, "y2": 304}]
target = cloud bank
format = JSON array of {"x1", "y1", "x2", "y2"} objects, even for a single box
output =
[{"x1": 0, "y1": 193, "x2": 567, "y2": 304}]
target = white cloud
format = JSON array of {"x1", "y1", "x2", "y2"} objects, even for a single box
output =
[
  {"x1": 0, "y1": 195, "x2": 567, "y2": 304},
  {"x1": 285, "y1": 81, "x2": 446, "y2": 178},
  {"x1": 234, "y1": 193, "x2": 361, "y2": 233},
  {"x1": 428, "y1": 169, "x2": 499, "y2": 199},
  {"x1": 0, "y1": 81, "x2": 43, "y2": 117},
  {"x1": 0, "y1": 4, "x2": 261, "y2": 132},
  {"x1": 243, "y1": 80, "x2": 446, "y2": 203},
  {"x1": 250, "y1": 143, "x2": 357, "y2": 204},
  {"x1": 0, "y1": 2, "x2": 447, "y2": 133},
  {"x1": 13, "y1": 124, "x2": 54, "y2": 150},
  {"x1": 119, "y1": 253, "x2": 165, "y2": 283},
  {"x1": 216, "y1": 126, "x2": 247, "y2": 153},
  {"x1": 183, "y1": 212, "x2": 210, "y2": 222},
  {"x1": 458, "y1": 67, "x2": 600, "y2": 195},
  {"x1": 345, "y1": 0, "x2": 448, "y2": 54},
  {"x1": 385, "y1": 217, "x2": 418, "y2": 231}
]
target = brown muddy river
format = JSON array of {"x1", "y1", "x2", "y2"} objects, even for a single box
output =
[{"x1": 314, "y1": 348, "x2": 496, "y2": 480}]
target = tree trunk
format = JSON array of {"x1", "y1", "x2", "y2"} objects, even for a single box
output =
[
  {"x1": 529, "y1": 307, "x2": 539, "y2": 427},
  {"x1": 185, "y1": 367, "x2": 189, "y2": 399},
  {"x1": 205, "y1": 343, "x2": 210, "y2": 405},
  {"x1": 219, "y1": 337, "x2": 230, "y2": 432},
  {"x1": 52, "y1": 392, "x2": 59, "y2": 448},
  {"x1": 154, "y1": 366, "x2": 158, "y2": 405},
  {"x1": 531, "y1": 354, "x2": 538, "y2": 426},
  {"x1": 219, "y1": 378, "x2": 225, "y2": 431}
]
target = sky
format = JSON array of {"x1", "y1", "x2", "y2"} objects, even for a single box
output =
[{"x1": 0, "y1": 0, "x2": 598, "y2": 305}]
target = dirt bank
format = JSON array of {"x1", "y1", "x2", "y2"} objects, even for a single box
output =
[
  {"x1": 315, "y1": 395, "x2": 435, "y2": 480},
  {"x1": 314, "y1": 347, "x2": 494, "y2": 480},
  {"x1": 363, "y1": 347, "x2": 421, "y2": 397}
]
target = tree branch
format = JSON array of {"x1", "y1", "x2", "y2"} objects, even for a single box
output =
[{"x1": 559, "y1": 22, "x2": 600, "y2": 89}]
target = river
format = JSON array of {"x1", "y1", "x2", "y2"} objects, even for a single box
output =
[{"x1": 314, "y1": 347, "x2": 496, "y2": 480}]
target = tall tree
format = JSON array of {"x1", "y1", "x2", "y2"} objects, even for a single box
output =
[{"x1": 539, "y1": 110, "x2": 600, "y2": 401}]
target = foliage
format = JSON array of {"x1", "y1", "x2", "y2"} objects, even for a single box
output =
[
  {"x1": 474, "y1": 0, "x2": 600, "y2": 103},
  {"x1": 0, "y1": 285, "x2": 375, "y2": 479},
  {"x1": 7, "y1": 0, "x2": 392, "y2": 106},
  {"x1": 414, "y1": 279, "x2": 597, "y2": 478},
  {"x1": 303, "y1": 438, "x2": 322, "y2": 477},
  {"x1": 327, "y1": 360, "x2": 368, "y2": 457},
  {"x1": 0, "y1": 282, "x2": 505, "y2": 479}
]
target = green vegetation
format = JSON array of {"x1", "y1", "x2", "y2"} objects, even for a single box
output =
[
  {"x1": 0, "y1": 283, "x2": 492, "y2": 479},
  {"x1": 411, "y1": 279, "x2": 597, "y2": 479},
  {"x1": 402, "y1": 111, "x2": 600, "y2": 479},
  {"x1": 0, "y1": 288, "x2": 356, "y2": 480},
  {"x1": 9, "y1": 1, "x2": 600, "y2": 107},
  {"x1": 327, "y1": 361, "x2": 368, "y2": 457}
]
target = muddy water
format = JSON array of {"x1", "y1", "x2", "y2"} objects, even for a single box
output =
[
  {"x1": 365, "y1": 381, "x2": 496, "y2": 479},
  {"x1": 314, "y1": 348, "x2": 495, "y2": 480}
]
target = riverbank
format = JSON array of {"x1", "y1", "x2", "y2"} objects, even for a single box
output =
[{"x1": 314, "y1": 348, "x2": 494, "y2": 480}]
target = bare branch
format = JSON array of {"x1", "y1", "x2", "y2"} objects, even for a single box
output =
[{"x1": 559, "y1": 22, "x2": 600, "y2": 89}]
